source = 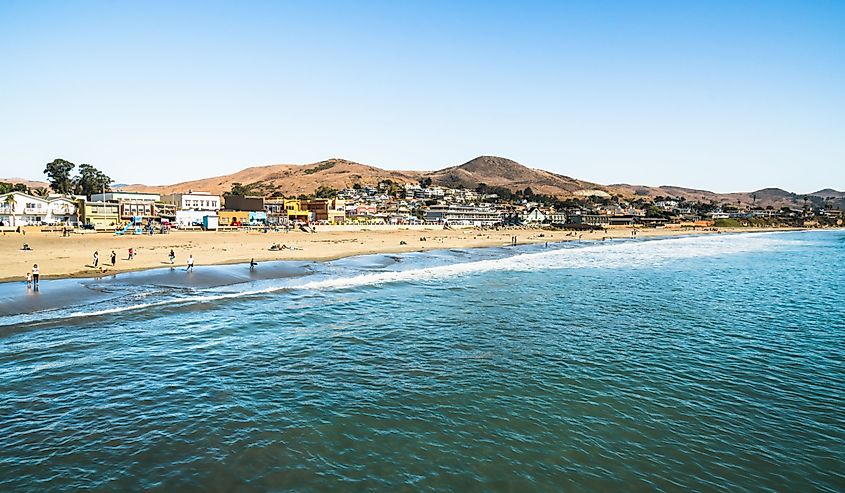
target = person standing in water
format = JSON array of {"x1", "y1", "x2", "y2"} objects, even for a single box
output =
[
  {"x1": 31, "y1": 264, "x2": 39, "y2": 287},
  {"x1": 249, "y1": 258, "x2": 257, "y2": 271},
  {"x1": 186, "y1": 255, "x2": 194, "y2": 272}
]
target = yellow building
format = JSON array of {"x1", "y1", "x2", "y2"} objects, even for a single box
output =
[
  {"x1": 218, "y1": 210, "x2": 250, "y2": 226},
  {"x1": 80, "y1": 200, "x2": 120, "y2": 230},
  {"x1": 284, "y1": 199, "x2": 311, "y2": 222}
]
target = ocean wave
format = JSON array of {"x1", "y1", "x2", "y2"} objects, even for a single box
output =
[{"x1": 295, "y1": 232, "x2": 795, "y2": 291}]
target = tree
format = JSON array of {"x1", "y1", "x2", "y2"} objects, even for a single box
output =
[
  {"x1": 315, "y1": 185, "x2": 338, "y2": 199},
  {"x1": 73, "y1": 164, "x2": 112, "y2": 197},
  {"x1": 225, "y1": 182, "x2": 251, "y2": 196},
  {"x1": 645, "y1": 205, "x2": 670, "y2": 218},
  {"x1": 31, "y1": 187, "x2": 50, "y2": 197},
  {"x1": 419, "y1": 177, "x2": 432, "y2": 188},
  {"x1": 44, "y1": 158, "x2": 76, "y2": 194}
]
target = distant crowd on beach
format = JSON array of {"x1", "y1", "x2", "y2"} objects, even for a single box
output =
[{"x1": 23, "y1": 247, "x2": 202, "y2": 289}]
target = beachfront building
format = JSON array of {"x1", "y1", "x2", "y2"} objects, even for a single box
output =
[
  {"x1": 301, "y1": 198, "x2": 346, "y2": 224},
  {"x1": 218, "y1": 210, "x2": 250, "y2": 226},
  {"x1": 522, "y1": 208, "x2": 547, "y2": 224},
  {"x1": 161, "y1": 191, "x2": 221, "y2": 211},
  {"x1": 79, "y1": 200, "x2": 120, "y2": 229},
  {"x1": 263, "y1": 198, "x2": 286, "y2": 224},
  {"x1": 0, "y1": 192, "x2": 79, "y2": 227},
  {"x1": 91, "y1": 191, "x2": 160, "y2": 203},
  {"x1": 546, "y1": 212, "x2": 568, "y2": 224},
  {"x1": 90, "y1": 191, "x2": 165, "y2": 223},
  {"x1": 263, "y1": 198, "x2": 312, "y2": 224},
  {"x1": 174, "y1": 209, "x2": 216, "y2": 228},
  {"x1": 569, "y1": 214, "x2": 610, "y2": 227},
  {"x1": 424, "y1": 204, "x2": 502, "y2": 227},
  {"x1": 284, "y1": 200, "x2": 311, "y2": 223},
  {"x1": 223, "y1": 195, "x2": 264, "y2": 211}
]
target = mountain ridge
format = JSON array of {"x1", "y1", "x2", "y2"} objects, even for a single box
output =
[{"x1": 5, "y1": 156, "x2": 842, "y2": 209}]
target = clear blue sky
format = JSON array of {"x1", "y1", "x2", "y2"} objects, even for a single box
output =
[{"x1": 1, "y1": 0, "x2": 843, "y2": 193}]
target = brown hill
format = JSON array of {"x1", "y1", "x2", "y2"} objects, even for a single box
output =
[
  {"x1": 811, "y1": 188, "x2": 845, "y2": 199},
  {"x1": 609, "y1": 183, "x2": 724, "y2": 202},
  {"x1": 425, "y1": 156, "x2": 606, "y2": 196},
  {"x1": 129, "y1": 155, "x2": 613, "y2": 199},
  {"x1": 19, "y1": 155, "x2": 837, "y2": 209},
  {"x1": 0, "y1": 177, "x2": 50, "y2": 189},
  {"x1": 126, "y1": 159, "x2": 421, "y2": 196}
]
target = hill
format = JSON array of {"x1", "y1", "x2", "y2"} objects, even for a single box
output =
[
  {"x1": 0, "y1": 177, "x2": 49, "y2": 189},
  {"x1": 126, "y1": 159, "x2": 421, "y2": 196},
  {"x1": 10, "y1": 156, "x2": 842, "y2": 210},
  {"x1": 811, "y1": 188, "x2": 845, "y2": 199},
  {"x1": 424, "y1": 156, "x2": 606, "y2": 196}
]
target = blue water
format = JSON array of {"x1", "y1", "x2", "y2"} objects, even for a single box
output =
[{"x1": 1, "y1": 231, "x2": 844, "y2": 492}]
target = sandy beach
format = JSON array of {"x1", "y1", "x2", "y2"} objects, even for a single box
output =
[{"x1": 0, "y1": 225, "x2": 803, "y2": 282}]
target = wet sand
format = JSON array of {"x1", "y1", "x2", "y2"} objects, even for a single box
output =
[{"x1": 0, "y1": 225, "x2": 802, "y2": 283}]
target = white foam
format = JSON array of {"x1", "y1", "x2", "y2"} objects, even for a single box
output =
[{"x1": 295, "y1": 232, "x2": 794, "y2": 291}]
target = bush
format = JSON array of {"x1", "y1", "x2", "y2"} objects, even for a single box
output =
[
  {"x1": 303, "y1": 162, "x2": 336, "y2": 175},
  {"x1": 714, "y1": 218, "x2": 743, "y2": 228}
]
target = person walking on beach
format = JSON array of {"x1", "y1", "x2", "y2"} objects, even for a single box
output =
[
  {"x1": 110, "y1": 250, "x2": 116, "y2": 266},
  {"x1": 31, "y1": 264, "x2": 39, "y2": 286},
  {"x1": 186, "y1": 255, "x2": 194, "y2": 272},
  {"x1": 93, "y1": 251, "x2": 99, "y2": 267},
  {"x1": 249, "y1": 258, "x2": 257, "y2": 271},
  {"x1": 25, "y1": 271, "x2": 32, "y2": 288},
  {"x1": 169, "y1": 249, "x2": 175, "y2": 265}
]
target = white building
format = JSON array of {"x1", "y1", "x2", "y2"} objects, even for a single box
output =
[
  {"x1": 91, "y1": 191, "x2": 161, "y2": 202},
  {"x1": 0, "y1": 192, "x2": 78, "y2": 227},
  {"x1": 424, "y1": 204, "x2": 501, "y2": 227},
  {"x1": 175, "y1": 209, "x2": 214, "y2": 228},
  {"x1": 522, "y1": 208, "x2": 547, "y2": 224},
  {"x1": 161, "y1": 191, "x2": 221, "y2": 211}
]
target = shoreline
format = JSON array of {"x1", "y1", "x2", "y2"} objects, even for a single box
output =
[{"x1": 0, "y1": 226, "x2": 817, "y2": 283}]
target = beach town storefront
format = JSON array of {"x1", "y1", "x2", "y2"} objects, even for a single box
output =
[
  {"x1": 0, "y1": 192, "x2": 79, "y2": 227},
  {"x1": 424, "y1": 204, "x2": 502, "y2": 227},
  {"x1": 90, "y1": 192, "x2": 175, "y2": 224},
  {"x1": 80, "y1": 200, "x2": 120, "y2": 229}
]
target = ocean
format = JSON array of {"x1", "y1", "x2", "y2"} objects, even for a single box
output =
[{"x1": 1, "y1": 231, "x2": 843, "y2": 492}]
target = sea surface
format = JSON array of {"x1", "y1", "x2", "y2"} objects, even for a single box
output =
[{"x1": 1, "y1": 231, "x2": 843, "y2": 492}]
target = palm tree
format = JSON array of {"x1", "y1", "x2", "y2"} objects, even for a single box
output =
[
  {"x1": 3, "y1": 194, "x2": 16, "y2": 227},
  {"x1": 31, "y1": 187, "x2": 49, "y2": 197}
]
